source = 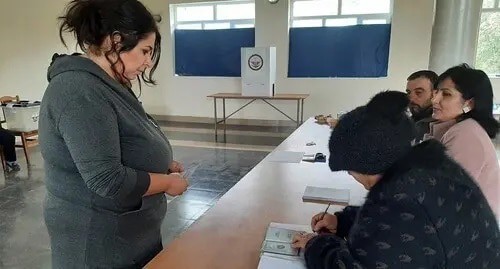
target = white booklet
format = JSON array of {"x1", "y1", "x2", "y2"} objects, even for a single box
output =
[
  {"x1": 258, "y1": 223, "x2": 311, "y2": 269},
  {"x1": 302, "y1": 186, "x2": 350, "y2": 206},
  {"x1": 258, "y1": 253, "x2": 306, "y2": 269}
]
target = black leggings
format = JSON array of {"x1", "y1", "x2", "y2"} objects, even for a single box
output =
[{"x1": 0, "y1": 128, "x2": 16, "y2": 162}]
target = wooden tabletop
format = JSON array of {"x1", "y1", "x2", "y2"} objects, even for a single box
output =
[
  {"x1": 207, "y1": 93, "x2": 309, "y2": 100},
  {"x1": 145, "y1": 118, "x2": 367, "y2": 269}
]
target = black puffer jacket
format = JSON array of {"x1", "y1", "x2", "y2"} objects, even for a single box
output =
[{"x1": 305, "y1": 140, "x2": 500, "y2": 269}]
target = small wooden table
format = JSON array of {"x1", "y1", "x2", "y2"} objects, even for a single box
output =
[
  {"x1": 145, "y1": 118, "x2": 367, "y2": 269},
  {"x1": 207, "y1": 93, "x2": 309, "y2": 142}
]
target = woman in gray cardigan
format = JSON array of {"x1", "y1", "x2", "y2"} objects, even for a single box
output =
[{"x1": 39, "y1": 0, "x2": 188, "y2": 268}]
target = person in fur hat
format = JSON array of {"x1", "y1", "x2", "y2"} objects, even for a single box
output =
[{"x1": 292, "y1": 91, "x2": 499, "y2": 269}]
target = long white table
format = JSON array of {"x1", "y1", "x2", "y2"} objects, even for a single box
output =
[{"x1": 146, "y1": 118, "x2": 367, "y2": 269}]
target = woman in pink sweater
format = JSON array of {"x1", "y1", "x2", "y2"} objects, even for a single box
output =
[{"x1": 428, "y1": 64, "x2": 499, "y2": 216}]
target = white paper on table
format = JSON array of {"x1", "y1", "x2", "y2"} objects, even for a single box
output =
[
  {"x1": 268, "y1": 222, "x2": 311, "y2": 233},
  {"x1": 257, "y1": 253, "x2": 307, "y2": 269},
  {"x1": 267, "y1": 151, "x2": 305, "y2": 163}
]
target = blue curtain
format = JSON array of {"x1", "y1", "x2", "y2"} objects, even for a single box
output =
[
  {"x1": 174, "y1": 28, "x2": 255, "y2": 77},
  {"x1": 288, "y1": 24, "x2": 391, "y2": 78}
]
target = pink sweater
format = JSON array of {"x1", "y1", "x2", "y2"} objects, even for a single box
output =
[{"x1": 427, "y1": 119, "x2": 500, "y2": 216}]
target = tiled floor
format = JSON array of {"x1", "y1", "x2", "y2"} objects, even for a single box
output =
[{"x1": 0, "y1": 121, "x2": 287, "y2": 268}]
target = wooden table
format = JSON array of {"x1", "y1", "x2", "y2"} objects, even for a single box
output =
[
  {"x1": 207, "y1": 93, "x2": 309, "y2": 142},
  {"x1": 146, "y1": 118, "x2": 367, "y2": 269}
]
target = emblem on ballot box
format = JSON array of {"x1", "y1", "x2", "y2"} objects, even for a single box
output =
[
  {"x1": 248, "y1": 54, "x2": 263, "y2": 71},
  {"x1": 31, "y1": 113, "x2": 39, "y2": 123}
]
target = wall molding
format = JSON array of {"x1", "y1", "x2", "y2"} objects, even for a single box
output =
[{"x1": 151, "y1": 114, "x2": 296, "y2": 127}]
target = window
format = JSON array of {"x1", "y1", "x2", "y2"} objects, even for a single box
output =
[
  {"x1": 290, "y1": 0, "x2": 392, "y2": 28},
  {"x1": 170, "y1": 1, "x2": 256, "y2": 77},
  {"x1": 171, "y1": 1, "x2": 255, "y2": 30},
  {"x1": 476, "y1": 0, "x2": 500, "y2": 76},
  {"x1": 288, "y1": 0, "x2": 392, "y2": 78}
]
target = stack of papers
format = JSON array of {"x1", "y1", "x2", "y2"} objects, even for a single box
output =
[{"x1": 302, "y1": 186, "x2": 350, "y2": 205}]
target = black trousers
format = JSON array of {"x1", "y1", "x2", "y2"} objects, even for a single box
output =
[{"x1": 0, "y1": 128, "x2": 16, "y2": 162}]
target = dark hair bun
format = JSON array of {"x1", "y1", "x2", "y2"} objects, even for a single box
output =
[
  {"x1": 59, "y1": 0, "x2": 105, "y2": 47},
  {"x1": 367, "y1": 91, "x2": 410, "y2": 119}
]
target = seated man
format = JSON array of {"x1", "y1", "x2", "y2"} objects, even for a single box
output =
[
  {"x1": 406, "y1": 70, "x2": 437, "y2": 142},
  {"x1": 292, "y1": 91, "x2": 499, "y2": 269},
  {"x1": 0, "y1": 127, "x2": 20, "y2": 171}
]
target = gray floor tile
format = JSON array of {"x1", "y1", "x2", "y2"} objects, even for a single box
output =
[
  {"x1": 174, "y1": 189, "x2": 222, "y2": 205},
  {"x1": 166, "y1": 199, "x2": 211, "y2": 220},
  {"x1": 161, "y1": 217, "x2": 191, "y2": 234},
  {"x1": 189, "y1": 180, "x2": 235, "y2": 192}
]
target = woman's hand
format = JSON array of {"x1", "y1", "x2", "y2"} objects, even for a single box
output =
[
  {"x1": 164, "y1": 173, "x2": 188, "y2": 196},
  {"x1": 168, "y1": 160, "x2": 184, "y2": 173},
  {"x1": 311, "y1": 212, "x2": 338, "y2": 234},
  {"x1": 292, "y1": 232, "x2": 316, "y2": 249}
]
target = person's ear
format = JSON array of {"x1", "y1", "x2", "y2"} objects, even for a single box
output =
[
  {"x1": 111, "y1": 32, "x2": 123, "y2": 49},
  {"x1": 100, "y1": 33, "x2": 122, "y2": 52}
]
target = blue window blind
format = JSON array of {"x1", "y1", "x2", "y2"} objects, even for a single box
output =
[
  {"x1": 288, "y1": 24, "x2": 391, "y2": 78},
  {"x1": 174, "y1": 28, "x2": 255, "y2": 77}
]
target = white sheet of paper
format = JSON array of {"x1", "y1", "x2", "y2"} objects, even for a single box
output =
[
  {"x1": 267, "y1": 151, "x2": 304, "y2": 163},
  {"x1": 269, "y1": 222, "x2": 311, "y2": 233},
  {"x1": 257, "y1": 253, "x2": 306, "y2": 269}
]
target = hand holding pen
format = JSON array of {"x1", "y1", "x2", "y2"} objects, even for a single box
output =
[
  {"x1": 292, "y1": 204, "x2": 338, "y2": 250},
  {"x1": 311, "y1": 203, "x2": 338, "y2": 234}
]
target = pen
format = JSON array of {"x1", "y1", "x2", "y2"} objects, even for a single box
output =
[
  {"x1": 321, "y1": 203, "x2": 331, "y2": 219},
  {"x1": 316, "y1": 203, "x2": 331, "y2": 234}
]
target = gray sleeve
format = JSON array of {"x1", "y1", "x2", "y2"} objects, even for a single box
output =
[{"x1": 57, "y1": 95, "x2": 150, "y2": 202}]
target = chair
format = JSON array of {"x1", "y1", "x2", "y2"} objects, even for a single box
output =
[
  {"x1": 0, "y1": 95, "x2": 38, "y2": 165},
  {"x1": 11, "y1": 130, "x2": 38, "y2": 165}
]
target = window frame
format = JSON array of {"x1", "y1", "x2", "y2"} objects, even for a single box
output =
[
  {"x1": 482, "y1": 0, "x2": 500, "y2": 10},
  {"x1": 171, "y1": 0, "x2": 255, "y2": 30},
  {"x1": 476, "y1": 0, "x2": 500, "y2": 77},
  {"x1": 289, "y1": 0, "x2": 393, "y2": 28}
]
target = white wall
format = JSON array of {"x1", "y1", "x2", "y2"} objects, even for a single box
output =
[
  {"x1": 0, "y1": 0, "x2": 70, "y2": 101},
  {"x1": 1, "y1": 0, "x2": 499, "y2": 120},
  {"x1": 141, "y1": 0, "x2": 437, "y2": 119}
]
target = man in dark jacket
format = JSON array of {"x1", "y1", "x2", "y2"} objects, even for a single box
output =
[
  {"x1": 406, "y1": 70, "x2": 437, "y2": 142},
  {"x1": 293, "y1": 91, "x2": 499, "y2": 269}
]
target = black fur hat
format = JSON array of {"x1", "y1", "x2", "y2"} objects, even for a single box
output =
[{"x1": 328, "y1": 91, "x2": 416, "y2": 174}]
